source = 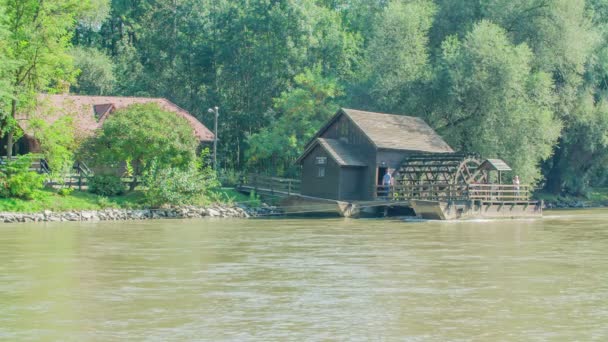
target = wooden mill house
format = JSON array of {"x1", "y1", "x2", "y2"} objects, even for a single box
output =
[
  {"x1": 286, "y1": 108, "x2": 541, "y2": 219},
  {"x1": 296, "y1": 108, "x2": 454, "y2": 201}
]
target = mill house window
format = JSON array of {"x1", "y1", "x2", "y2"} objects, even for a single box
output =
[{"x1": 316, "y1": 157, "x2": 327, "y2": 177}]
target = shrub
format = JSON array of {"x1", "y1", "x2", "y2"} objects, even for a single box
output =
[
  {"x1": 143, "y1": 166, "x2": 218, "y2": 207},
  {"x1": 88, "y1": 175, "x2": 126, "y2": 196},
  {"x1": 57, "y1": 187, "x2": 74, "y2": 197},
  {"x1": 5, "y1": 171, "x2": 45, "y2": 199},
  {"x1": 0, "y1": 155, "x2": 45, "y2": 200},
  {"x1": 218, "y1": 169, "x2": 243, "y2": 187}
]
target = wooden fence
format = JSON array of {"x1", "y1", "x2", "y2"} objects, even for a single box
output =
[
  {"x1": 467, "y1": 183, "x2": 532, "y2": 202},
  {"x1": 47, "y1": 176, "x2": 138, "y2": 190}
]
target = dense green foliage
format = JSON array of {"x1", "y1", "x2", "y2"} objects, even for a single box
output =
[
  {"x1": 0, "y1": 155, "x2": 45, "y2": 199},
  {"x1": 87, "y1": 174, "x2": 126, "y2": 196},
  {"x1": 143, "y1": 163, "x2": 219, "y2": 207},
  {"x1": 3, "y1": 0, "x2": 608, "y2": 197},
  {"x1": 29, "y1": 115, "x2": 77, "y2": 177},
  {"x1": 0, "y1": 0, "x2": 103, "y2": 156},
  {"x1": 246, "y1": 67, "x2": 342, "y2": 176},
  {"x1": 70, "y1": 46, "x2": 115, "y2": 95},
  {"x1": 81, "y1": 103, "x2": 198, "y2": 189}
]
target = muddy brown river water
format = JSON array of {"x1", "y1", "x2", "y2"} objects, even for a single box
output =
[{"x1": 1, "y1": 210, "x2": 607, "y2": 341}]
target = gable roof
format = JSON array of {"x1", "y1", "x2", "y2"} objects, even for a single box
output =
[
  {"x1": 19, "y1": 94, "x2": 215, "y2": 142},
  {"x1": 298, "y1": 138, "x2": 366, "y2": 167},
  {"x1": 339, "y1": 108, "x2": 453, "y2": 152},
  {"x1": 479, "y1": 159, "x2": 512, "y2": 172}
]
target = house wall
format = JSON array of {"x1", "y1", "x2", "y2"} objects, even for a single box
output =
[
  {"x1": 319, "y1": 114, "x2": 377, "y2": 200},
  {"x1": 301, "y1": 145, "x2": 340, "y2": 200},
  {"x1": 339, "y1": 167, "x2": 366, "y2": 200},
  {"x1": 0, "y1": 135, "x2": 40, "y2": 156}
]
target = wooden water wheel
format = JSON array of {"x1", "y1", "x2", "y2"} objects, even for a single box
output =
[{"x1": 392, "y1": 153, "x2": 487, "y2": 200}]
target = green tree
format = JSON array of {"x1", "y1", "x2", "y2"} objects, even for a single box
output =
[
  {"x1": 70, "y1": 46, "x2": 115, "y2": 95},
  {"x1": 0, "y1": 0, "x2": 97, "y2": 156},
  {"x1": 0, "y1": 5, "x2": 12, "y2": 108},
  {"x1": 246, "y1": 68, "x2": 342, "y2": 176},
  {"x1": 75, "y1": 0, "x2": 361, "y2": 170},
  {"x1": 433, "y1": 21, "x2": 561, "y2": 182},
  {"x1": 30, "y1": 115, "x2": 77, "y2": 178},
  {"x1": 81, "y1": 103, "x2": 199, "y2": 190},
  {"x1": 362, "y1": 0, "x2": 436, "y2": 112}
]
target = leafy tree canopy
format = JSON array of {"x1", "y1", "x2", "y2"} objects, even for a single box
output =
[
  {"x1": 246, "y1": 67, "x2": 342, "y2": 176},
  {"x1": 81, "y1": 103, "x2": 199, "y2": 189},
  {"x1": 433, "y1": 21, "x2": 562, "y2": 182}
]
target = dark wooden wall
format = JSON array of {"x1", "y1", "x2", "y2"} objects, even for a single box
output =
[
  {"x1": 320, "y1": 114, "x2": 378, "y2": 200},
  {"x1": 321, "y1": 114, "x2": 367, "y2": 145},
  {"x1": 339, "y1": 167, "x2": 366, "y2": 200},
  {"x1": 302, "y1": 113, "x2": 423, "y2": 201},
  {"x1": 301, "y1": 144, "x2": 340, "y2": 199}
]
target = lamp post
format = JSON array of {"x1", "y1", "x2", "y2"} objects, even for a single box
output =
[{"x1": 207, "y1": 106, "x2": 219, "y2": 171}]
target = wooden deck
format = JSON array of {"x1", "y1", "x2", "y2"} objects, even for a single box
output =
[{"x1": 240, "y1": 174, "x2": 541, "y2": 219}]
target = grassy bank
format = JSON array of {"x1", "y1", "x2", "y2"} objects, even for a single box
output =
[{"x1": 0, "y1": 187, "x2": 249, "y2": 213}]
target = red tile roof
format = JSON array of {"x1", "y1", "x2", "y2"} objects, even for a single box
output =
[{"x1": 19, "y1": 94, "x2": 215, "y2": 142}]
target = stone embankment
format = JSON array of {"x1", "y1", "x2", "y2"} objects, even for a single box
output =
[{"x1": 0, "y1": 204, "x2": 282, "y2": 223}]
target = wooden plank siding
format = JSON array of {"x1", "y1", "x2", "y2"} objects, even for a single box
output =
[
  {"x1": 320, "y1": 113, "x2": 377, "y2": 200},
  {"x1": 300, "y1": 144, "x2": 341, "y2": 200},
  {"x1": 339, "y1": 167, "x2": 366, "y2": 200}
]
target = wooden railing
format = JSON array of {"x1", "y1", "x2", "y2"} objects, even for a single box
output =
[
  {"x1": 242, "y1": 174, "x2": 301, "y2": 195},
  {"x1": 0, "y1": 154, "x2": 50, "y2": 174},
  {"x1": 377, "y1": 183, "x2": 532, "y2": 202},
  {"x1": 467, "y1": 183, "x2": 532, "y2": 202},
  {"x1": 47, "y1": 176, "x2": 138, "y2": 190}
]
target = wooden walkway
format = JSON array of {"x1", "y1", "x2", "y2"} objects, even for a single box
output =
[
  {"x1": 239, "y1": 173, "x2": 540, "y2": 219},
  {"x1": 239, "y1": 174, "x2": 534, "y2": 203}
]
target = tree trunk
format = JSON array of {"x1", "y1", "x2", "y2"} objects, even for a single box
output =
[{"x1": 6, "y1": 98, "x2": 17, "y2": 157}]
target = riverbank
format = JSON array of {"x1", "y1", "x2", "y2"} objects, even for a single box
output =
[
  {"x1": 0, "y1": 188, "x2": 254, "y2": 213},
  {"x1": 0, "y1": 206, "x2": 249, "y2": 223},
  {"x1": 0, "y1": 204, "x2": 285, "y2": 223},
  {"x1": 537, "y1": 188, "x2": 608, "y2": 209},
  {"x1": 0, "y1": 188, "x2": 282, "y2": 223}
]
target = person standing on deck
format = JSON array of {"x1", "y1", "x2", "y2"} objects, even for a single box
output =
[
  {"x1": 513, "y1": 175, "x2": 521, "y2": 199},
  {"x1": 382, "y1": 169, "x2": 393, "y2": 199}
]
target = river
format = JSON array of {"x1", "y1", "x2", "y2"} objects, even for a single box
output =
[{"x1": 1, "y1": 210, "x2": 607, "y2": 341}]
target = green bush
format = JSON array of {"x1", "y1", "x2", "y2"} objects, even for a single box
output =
[
  {"x1": 57, "y1": 187, "x2": 74, "y2": 197},
  {"x1": 218, "y1": 169, "x2": 243, "y2": 187},
  {"x1": 5, "y1": 171, "x2": 45, "y2": 199},
  {"x1": 144, "y1": 167, "x2": 216, "y2": 207},
  {"x1": 0, "y1": 155, "x2": 45, "y2": 200},
  {"x1": 88, "y1": 175, "x2": 126, "y2": 196}
]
